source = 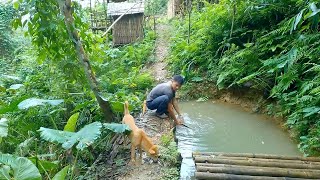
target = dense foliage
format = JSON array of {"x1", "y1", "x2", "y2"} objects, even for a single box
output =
[
  {"x1": 0, "y1": 0, "x2": 155, "y2": 178},
  {"x1": 169, "y1": 0, "x2": 320, "y2": 155},
  {"x1": 0, "y1": 3, "x2": 16, "y2": 58},
  {"x1": 145, "y1": 0, "x2": 169, "y2": 16}
]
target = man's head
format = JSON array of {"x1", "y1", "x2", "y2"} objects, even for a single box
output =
[{"x1": 171, "y1": 75, "x2": 184, "y2": 91}]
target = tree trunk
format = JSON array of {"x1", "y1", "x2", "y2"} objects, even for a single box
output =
[{"x1": 59, "y1": 0, "x2": 113, "y2": 121}]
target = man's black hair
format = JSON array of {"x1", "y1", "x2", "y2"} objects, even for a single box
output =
[{"x1": 173, "y1": 75, "x2": 184, "y2": 85}]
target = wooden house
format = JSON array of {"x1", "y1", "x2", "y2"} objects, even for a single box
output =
[{"x1": 107, "y1": 2, "x2": 144, "y2": 45}]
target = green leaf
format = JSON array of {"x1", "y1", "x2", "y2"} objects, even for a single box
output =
[
  {"x1": 104, "y1": 123, "x2": 131, "y2": 134},
  {"x1": 0, "y1": 154, "x2": 41, "y2": 180},
  {"x1": 18, "y1": 98, "x2": 64, "y2": 110},
  {"x1": 62, "y1": 122, "x2": 102, "y2": 150},
  {"x1": 13, "y1": 1, "x2": 19, "y2": 10},
  {"x1": 0, "y1": 96, "x2": 27, "y2": 114},
  {"x1": 293, "y1": 9, "x2": 305, "y2": 31},
  {"x1": 0, "y1": 84, "x2": 5, "y2": 92},
  {"x1": 52, "y1": 165, "x2": 69, "y2": 180},
  {"x1": 303, "y1": 107, "x2": 320, "y2": 118},
  {"x1": 29, "y1": 157, "x2": 59, "y2": 173},
  {"x1": 8, "y1": 84, "x2": 24, "y2": 90},
  {"x1": 64, "y1": 112, "x2": 79, "y2": 132},
  {"x1": 39, "y1": 127, "x2": 74, "y2": 144},
  {"x1": 237, "y1": 72, "x2": 259, "y2": 84},
  {"x1": 0, "y1": 118, "x2": 8, "y2": 138},
  {"x1": 39, "y1": 122, "x2": 103, "y2": 150},
  {"x1": 307, "y1": 3, "x2": 320, "y2": 18},
  {"x1": 0, "y1": 164, "x2": 10, "y2": 179},
  {"x1": 111, "y1": 101, "x2": 124, "y2": 113}
]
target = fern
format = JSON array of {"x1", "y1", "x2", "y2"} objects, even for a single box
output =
[
  {"x1": 303, "y1": 106, "x2": 320, "y2": 118},
  {"x1": 310, "y1": 86, "x2": 320, "y2": 95},
  {"x1": 271, "y1": 68, "x2": 298, "y2": 96},
  {"x1": 300, "y1": 81, "x2": 316, "y2": 95},
  {"x1": 263, "y1": 47, "x2": 298, "y2": 73},
  {"x1": 305, "y1": 64, "x2": 320, "y2": 73},
  {"x1": 298, "y1": 95, "x2": 314, "y2": 102},
  {"x1": 237, "y1": 72, "x2": 260, "y2": 84}
]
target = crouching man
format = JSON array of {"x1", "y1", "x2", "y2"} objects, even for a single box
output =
[{"x1": 146, "y1": 75, "x2": 184, "y2": 125}]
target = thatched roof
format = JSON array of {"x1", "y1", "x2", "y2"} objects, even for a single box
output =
[{"x1": 107, "y1": 2, "x2": 144, "y2": 16}]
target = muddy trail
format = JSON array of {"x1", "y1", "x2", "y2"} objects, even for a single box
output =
[{"x1": 83, "y1": 20, "x2": 176, "y2": 180}]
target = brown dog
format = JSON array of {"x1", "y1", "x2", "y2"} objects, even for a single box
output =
[{"x1": 123, "y1": 101, "x2": 158, "y2": 165}]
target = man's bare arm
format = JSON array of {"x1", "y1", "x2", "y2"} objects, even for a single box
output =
[{"x1": 172, "y1": 98, "x2": 181, "y2": 115}]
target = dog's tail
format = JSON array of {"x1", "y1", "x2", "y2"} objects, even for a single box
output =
[
  {"x1": 142, "y1": 100, "x2": 147, "y2": 115},
  {"x1": 124, "y1": 101, "x2": 129, "y2": 115}
]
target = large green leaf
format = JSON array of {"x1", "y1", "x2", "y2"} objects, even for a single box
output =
[
  {"x1": 0, "y1": 154, "x2": 41, "y2": 180},
  {"x1": 62, "y1": 122, "x2": 103, "y2": 150},
  {"x1": 39, "y1": 127, "x2": 74, "y2": 144},
  {"x1": 52, "y1": 165, "x2": 69, "y2": 180},
  {"x1": 104, "y1": 123, "x2": 131, "y2": 134},
  {"x1": 39, "y1": 122, "x2": 103, "y2": 150},
  {"x1": 64, "y1": 112, "x2": 79, "y2": 132},
  {"x1": 0, "y1": 164, "x2": 10, "y2": 179},
  {"x1": 18, "y1": 98, "x2": 64, "y2": 110},
  {"x1": 0, "y1": 118, "x2": 8, "y2": 137},
  {"x1": 1, "y1": 75, "x2": 20, "y2": 81},
  {"x1": 8, "y1": 84, "x2": 24, "y2": 90}
]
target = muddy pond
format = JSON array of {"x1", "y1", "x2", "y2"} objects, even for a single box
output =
[{"x1": 176, "y1": 101, "x2": 301, "y2": 179}]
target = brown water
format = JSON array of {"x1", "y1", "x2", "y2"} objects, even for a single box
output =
[{"x1": 176, "y1": 101, "x2": 301, "y2": 179}]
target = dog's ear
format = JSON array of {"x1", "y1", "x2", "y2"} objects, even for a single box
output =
[
  {"x1": 149, "y1": 149, "x2": 155, "y2": 155},
  {"x1": 149, "y1": 145, "x2": 158, "y2": 155}
]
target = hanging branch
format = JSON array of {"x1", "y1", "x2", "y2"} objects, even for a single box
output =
[{"x1": 58, "y1": 0, "x2": 114, "y2": 121}]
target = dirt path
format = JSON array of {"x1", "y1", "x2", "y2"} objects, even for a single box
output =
[
  {"x1": 145, "y1": 21, "x2": 172, "y2": 82},
  {"x1": 118, "y1": 19, "x2": 174, "y2": 180},
  {"x1": 83, "y1": 18, "x2": 175, "y2": 180}
]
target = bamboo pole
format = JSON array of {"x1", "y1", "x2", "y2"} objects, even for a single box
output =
[
  {"x1": 196, "y1": 166, "x2": 320, "y2": 179},
  {"x1": 195, "y1": 172, "x2": 314, "y2": 180},
  {"x1": 196, "y1": 163, "x2": 320, "y2": 169},
  {"x1": 192, "y1": 152, "x2": 320, "y2": 162},
  {"x1": 194, "y1": 157, "x2": 320, "y2": 169},
  {"x1": 193, "y1": 156, "x2": 320, "y2": 165}
]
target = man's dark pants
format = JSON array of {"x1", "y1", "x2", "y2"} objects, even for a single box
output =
[{"x1": 146, "y1": 95, "x2": 169, "y2": 115}]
